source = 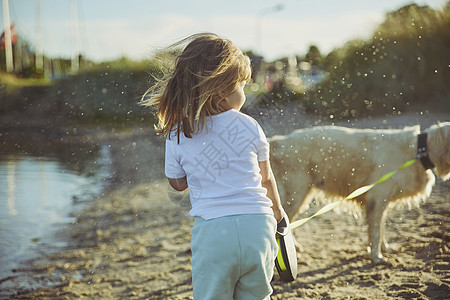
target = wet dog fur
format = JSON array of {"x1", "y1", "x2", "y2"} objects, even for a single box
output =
[{"x1": 269, "y1": 122, "x2": 450, "y2": 262}]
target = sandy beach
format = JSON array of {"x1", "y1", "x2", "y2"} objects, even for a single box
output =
[{"x1": 1, "y1": 105, "x2": 449, "y2": 299}]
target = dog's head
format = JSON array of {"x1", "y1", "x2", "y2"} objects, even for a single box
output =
[{"x1": 426, "y1": 122, "x2": 450, "y2": 181}]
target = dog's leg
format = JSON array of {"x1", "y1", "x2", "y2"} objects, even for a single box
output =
[
  {"x1": 381, "y1": 238, "x2": 392, "y2": 254},
  {"x1": 277, "y1": 174, "x2": 313, "y2": 254},
  {"x1": 281, "y1": 179, "x2": 312, "y2": 221},
  {"x1": 381, "y1": 224, "x2": 392, "y2": 254},
  {"x1": 364, "y1": 196, "x2": 389, "y2": 263}
]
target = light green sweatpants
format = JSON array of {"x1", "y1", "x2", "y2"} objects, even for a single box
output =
[{"x1": 191, "y1": 214, "x2": 278, "y2": 300}]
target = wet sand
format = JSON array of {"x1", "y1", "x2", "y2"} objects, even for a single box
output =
[{"x1": 1, "y1": 106, "x2": 449, "y2": 299}]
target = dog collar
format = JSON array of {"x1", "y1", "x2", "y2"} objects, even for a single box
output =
[{"x1": 417, "y1": 133, "x2": 435, "y2": 170}]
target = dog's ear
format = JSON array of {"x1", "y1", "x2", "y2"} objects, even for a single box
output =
[
  {"x1": 270, "y1": 139, "x2": 277, "y2": 152},
  {"x1": 269, "y1": 137, "x2": 279, "y2": 154}
]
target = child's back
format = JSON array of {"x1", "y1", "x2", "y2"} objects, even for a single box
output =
[{"x1": 166, "y1": 108, "x2": 273, "y2": 220}]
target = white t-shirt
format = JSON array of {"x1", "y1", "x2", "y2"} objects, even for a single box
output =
[{"x1": 165, "y1": 109, "x2": 273, "y2": 220}]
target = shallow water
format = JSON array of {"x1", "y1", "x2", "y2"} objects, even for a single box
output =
[{"x1": 0, "y1": 144, "x2": 111, "y2": 278}]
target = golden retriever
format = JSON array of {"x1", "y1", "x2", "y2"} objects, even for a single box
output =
[{"x1": 269, "y1": 122, "x2": 450, "y2": 262}]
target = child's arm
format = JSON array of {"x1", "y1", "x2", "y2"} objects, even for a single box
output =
[
  {"x1": 168, "y1": 176, "x2": 188, "y2": 191},
  {"x1": 259, "y1": 160, "x2": 285, "y2": 223}
]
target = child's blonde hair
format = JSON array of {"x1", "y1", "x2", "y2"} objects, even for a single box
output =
[{"x1": 143, "y1": 33, "x2": 251, "y2": 140}]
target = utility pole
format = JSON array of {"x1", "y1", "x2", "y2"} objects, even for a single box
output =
[
  {"x1": 70, "y1": 0, "x2": 79, "y2": 73},
  {"x1": 14, "y1": 29, "x2": 22, "y2": 72},
  {"x1": 2, "y1": 0, "x2": 14, "y2": 72},
  {"x1": 35, "y1": 0, "x2": 43, "y2": 72},
  {"x1": 255, "y1": 4, "x2": 283, "y2": 57}
]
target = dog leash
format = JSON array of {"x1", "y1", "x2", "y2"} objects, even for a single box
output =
[{"x1": 290, "y1": 157, "x2": 418, "y2": 230}]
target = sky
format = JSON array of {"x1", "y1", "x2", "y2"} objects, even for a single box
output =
[{"x1": 1, "y1": 0, "x2": 448, "y2": 62}]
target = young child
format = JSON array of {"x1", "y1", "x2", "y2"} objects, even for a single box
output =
[{"x1": 144, "y1": 33, "x2": 286, "y2": 299}]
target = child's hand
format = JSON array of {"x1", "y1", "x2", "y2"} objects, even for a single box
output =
[
  {"x1": 168, "y1": 176, "x2": 188, "y2": 191},
  {"x1": 273, "y1": 209, "x2": 286, "y2": 223}
]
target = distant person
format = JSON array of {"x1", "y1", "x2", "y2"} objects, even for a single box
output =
[{"x1": 143, "y1": 32, "x2": 286, "y2": 299}]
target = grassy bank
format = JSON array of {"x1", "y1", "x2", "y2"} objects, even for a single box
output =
[{"x1": 0, "y1": 58, "x2": 159, "y2": 128}]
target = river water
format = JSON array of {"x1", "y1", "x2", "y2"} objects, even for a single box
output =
[{"x1": 0, "y1": 140, "x2": 112, "y2": 280}]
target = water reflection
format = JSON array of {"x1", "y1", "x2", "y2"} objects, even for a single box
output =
[
  {"x1": 7, "y1": 161, "x2": 17, "y2": 216},
  {"x1": 0, "y1": 140, "x2": 111, "y2": 278}
]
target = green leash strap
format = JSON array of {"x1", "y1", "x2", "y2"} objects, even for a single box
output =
[{"x1": 290, "y1": 158, "x2": 418, "y2": 230}]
